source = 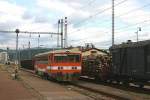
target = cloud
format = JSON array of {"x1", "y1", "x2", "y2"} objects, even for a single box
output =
[
  {"x1": 37, "y1": 0, "x2": 75, "y2": 16},
  {"x1": 0, "y1": 0, "x2": 27, "y2": 29},
  {"x1": 22, "y1": 11, "x2": 34, "y2": 20},
  {"x1": 36, "y1": 0, "x2": 92, "y2": 27},
  {"x1": 0, "y1": 1, "x2": 26, "y2": 16},
  {"x1": 68, "y1": 25, "x2": 111, "y2": 47},
  {"x1": 0, "y1": 0, "x2": 150, "y2": 49},
  {"x1": 0, "y1": 0, "x2": 58, "y2": 49},
  {"x1": 34, "y1": 15, "x2": 50, "y2": 23}
]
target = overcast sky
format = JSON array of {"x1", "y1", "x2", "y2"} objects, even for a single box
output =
[{"x1": 0, "y1": 0, "x2": 150, "y2": 49}]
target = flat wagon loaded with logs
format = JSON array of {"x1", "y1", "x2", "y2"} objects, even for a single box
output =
[{"x1": 81, "y1": 55, "x2": 111, "y2": 81}]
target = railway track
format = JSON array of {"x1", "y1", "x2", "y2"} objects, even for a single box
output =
[
  {"x1": 11, "y1": 69, "x2": 150, "y2": 100},
  {"x1": 21, "y1": 69, "x2": 137, "y2": 100},
  {"x1": 69, "y1": 82, "x2": 129, "y2": 100},
  {"x1": 80, "y1": 76, "x2": 150, "y2": 94}
]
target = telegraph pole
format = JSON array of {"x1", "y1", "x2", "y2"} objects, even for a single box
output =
[
  {"x1": 18, "y1": 48, "x2": 21, "y2": 65},
  {"x1": 6, "y1": 47, "x2": 9, "y2": 63},
  {"x1": 28, "y1": 33, "x2": 31, "y2": 59},
  {"x1": 64, "y1": 17, "x2": 68, "y2": 48},
  {"x1": 28, "y1": 41, "x2": 31, "y2": 59},
  {"x1": 38, "y1": 34, "x2": 40, "y2": 48},
  {"x1": 57, "y1": 20, "x2": 60, "y2": 47},
  {"x1": 15, "y1": 29, "x2": 19, "y2": 65},
  {"x1": 60, "y1": 19, "x2": 64, "y2": 48},
  {"x1": 112, "y1": 0, "x2": 115, "y2": 46}
]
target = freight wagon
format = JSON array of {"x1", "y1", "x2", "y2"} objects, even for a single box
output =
[
  {"x1": 110, "y1": 40, "x2": 150, "y2": 87},
  {"x1": 20, "y1": 60, "x2": 34, "y2": 70}
]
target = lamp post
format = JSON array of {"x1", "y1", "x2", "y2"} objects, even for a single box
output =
[{"x1": 135, "y1": 27, "x2": 141, "y2": 42}]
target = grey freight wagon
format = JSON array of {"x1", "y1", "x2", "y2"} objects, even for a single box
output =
[{"x1": 110, "y1": 40, "x2": 150, "y2": 87}]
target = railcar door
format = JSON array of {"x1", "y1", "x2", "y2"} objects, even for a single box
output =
[
  {"x1": 146, "y1": 45, "x2": 150, "y2": 80},
  {"x1": 130, "y1": 47, "x2": 145, "y2": 79}
]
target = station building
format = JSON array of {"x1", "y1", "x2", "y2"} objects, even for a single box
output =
[{"x1": 68, "y1": 46, "x2": 108, "y2": 57}]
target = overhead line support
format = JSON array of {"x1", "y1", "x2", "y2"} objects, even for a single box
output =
[{"x1": 112, "y1": 0, "x2": 115, "y2": 46}]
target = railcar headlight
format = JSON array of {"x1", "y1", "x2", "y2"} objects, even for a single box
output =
[
  {"x1": 58, "y1": 67, "x2": 60, "y2": 70},
  {"x1": 47, "y1": 66, "x2": 51, "y2": 70},
  {"x1": 75, "y1": 67, "x2": 77, "y2": 69},
  {"x1": 34, "y1": 65, "x2": 37, "y2": 68}
]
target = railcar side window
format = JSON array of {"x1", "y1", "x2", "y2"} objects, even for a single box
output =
[
  {"x1": 36, "y1": 61, "x2": 48, "y2": 64},
  {"x1": 35, "y1": 55, "x2": 48, "y2": 64}
]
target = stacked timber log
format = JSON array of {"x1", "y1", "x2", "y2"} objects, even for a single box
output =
[{"x1": 82, "y1": 55, "x2": 111, "y2": 81}]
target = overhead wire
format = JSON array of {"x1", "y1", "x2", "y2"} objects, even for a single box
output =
[
  {"x1": 80, "y1": 0, "x2": 97, "y2": 9},
  {"x1": 70, "y1": 1, "x2": 150, "y2": 34},
  {"x1": 115, "y1": 19, "x2": 150, "y2": 31},
  {"x1": 0, "y1": 30, "x2": 58, "y2": 48},
  {"x1": 69, "y1": 5, "x2": 150, "y2": 46},
  {"x1": 71, "y1": 0, "x2": 128, "y2": 26},
  {"x1": 91, "y1": 2, "x2": 150, "y2": 29},
  {"x1": 69, "y1": 0, "x2": 150, "y2": 45},
  {"x1": 115, "y1": 19, "x2": 150, "y2": 34},
  {"x1": 69, "y1": 0, "x2": 128, "y2": 34},
  {"x1": 53, "y1": 0, "x2": 97, "y2": 26},
  {"x1": 1, "y1": 0, "x2": 150, "y2": 48}
]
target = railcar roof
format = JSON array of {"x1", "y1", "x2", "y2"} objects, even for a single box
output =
[
  {"x1": 110, "y1": 40, "x2": 150, "y2": 49},
  {"x1": 34, "y1": 49, "x2": 81, "y2": 57}
]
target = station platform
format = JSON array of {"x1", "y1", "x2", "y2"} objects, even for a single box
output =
[
  {"x1": 0, "y1": 65, "x2": 93, "y2": 100},
  {"x1": 0, "y1": 67, "x2": 37, "y2": 100}
]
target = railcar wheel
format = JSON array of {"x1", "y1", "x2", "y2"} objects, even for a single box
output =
[
  {"x1": 35, "y1": 70, "x2": 38, "y2": 74},
  {"x1": 106, "y1": 80, "x2": 112, "y2": 84},
  {"x1": 122, "y1": 81, "x2": 129, "y2": 86},
  {"x1": 116, "y1": 80, "x2": 121, "y2": 84},
  {"x1": 95, "y1": 76, "x2": 101, "y2": 82},
  {"x1": 139, "y1": 84, "x2": 144, "y2": 88},
  {"x1": 46, "y1": 75, "x2": 51, "y2": 80},
  {"x1": 42, "y1": 73, "x2": 48, "y2": 79}
]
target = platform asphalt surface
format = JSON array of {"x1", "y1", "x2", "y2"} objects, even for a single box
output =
[
  {"x1": 0, "y1": 67, "x2": 38, "y2": 100},
  {"x1": 0, "y1": 65, "x2": 94, "y2": 100},
  {"x1": 20, "y1": 70, "x2": 93, "y2": 100}
]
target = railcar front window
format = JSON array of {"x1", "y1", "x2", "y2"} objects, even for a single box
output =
[{"x1": 54, "y1": 54, "x2": 80, "y2": 63}]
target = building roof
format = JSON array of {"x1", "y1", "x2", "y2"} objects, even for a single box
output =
[
  {"x1": 110, "y1": 40, "x2": 150, "y2": 49},
  {"x1": 35, "y1": 49, "x2": 81, "y2": 57},
  {"x1": 81, "y1": 48, "x2": 109, "y2": 54}
]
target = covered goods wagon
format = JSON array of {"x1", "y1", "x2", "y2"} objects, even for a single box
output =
[{"x1": 110, "y1": 40, "x2": 150, "y2": 86}]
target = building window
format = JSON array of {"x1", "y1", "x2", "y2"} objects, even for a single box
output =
[{"x1": 91, "y1": 51, "x2": 97, "y2": 53}]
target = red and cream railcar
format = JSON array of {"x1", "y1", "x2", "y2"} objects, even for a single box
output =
[{"x1": 34, "y1": 49, "x2": 82, "y2": 81}]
